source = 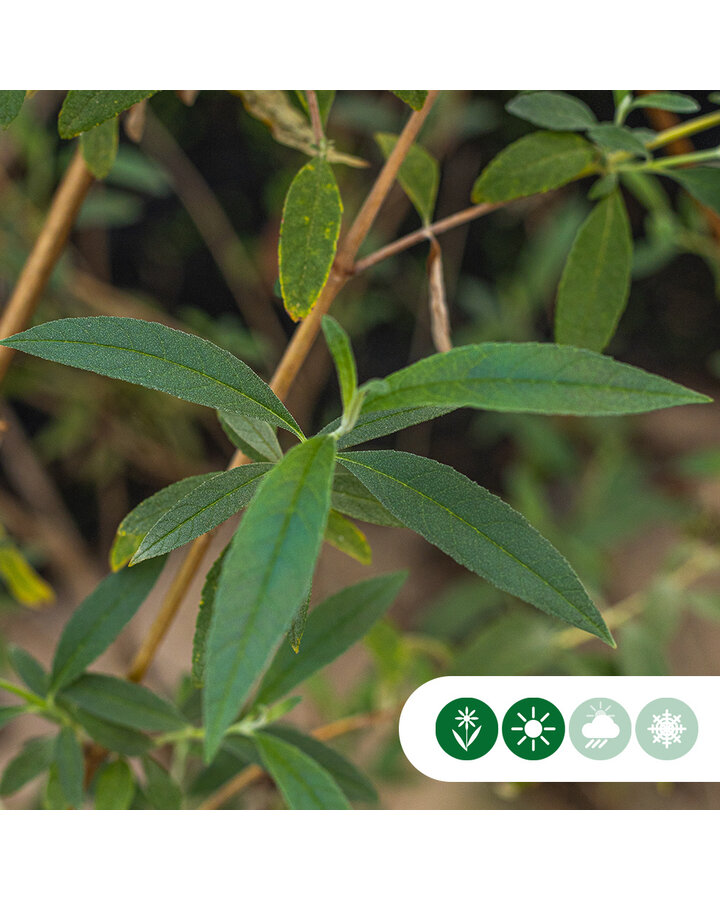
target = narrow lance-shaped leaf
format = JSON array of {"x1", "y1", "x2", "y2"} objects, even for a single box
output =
[
  {"x1": 142, "y1": 758, "x2": 182, "y2": 810},
  {"x1": 375, "y1": 132, "x2": 439, "y2": 225},
  {"x1": 8, "y1": 646, "x2": 48, "y2": 696},
  {"x1": 54, "y1": 728, "x2": 84, "y2": 808},
  {"x1": 329, "y1": 467, "x2": 402, "y2": 526},
  {"x1": 51, "y1": 556, "x2": 166, "y2": 692},
  {"x1": 472, "y1": 131, "x2": 597, "y2": 204},
  {"x1": 94, "y1": 759, "x2": 135, "y2": 810},
  {"x1": 0, "y1": 738, "x2": 54, "y2": 796},
  {"x1": 191, "y1": 546, "x2": 228, "y2": 688},
  {"x1": 60, "y1": 673, "x2": 186, "y2": 733},
  {"x1": 505, "y1": 92, "x2": 597, "y2": 131},
  {"x1": 70, "y1": 708, "x2": 151, "y2": 756},
  {"x1": 321, "y1": 316, "x2": 357, "y2": 413},
  {"x1": 0, "y1": 91, "x2": 26, "y2": 129},
  {"x1": 392, "y1": 91, "x2": 428, "y2": 111},
  {"x1": 266, "y1": 724, "x2": 378, "y2": 804},
  {"x1": 0, "y1": 317, "x2": 303, "y2": 438},
  {"x1": 81, "y1": 118, "x2": 119, "y2": 179},
  {"x1": 218, "y1": 411, "x2": 282, "y2": 463},
  {"x1": 256, "y1": 571, "x2": 406, "y2": 706},
  {"x1": 629, "y1": 93, "x2": 700, "y2": 114},
  {"x1": 0, "y1": 541, "x2": 54, "y2": 606},
  {"x1": 203, "y1": 435, "x2": 336, "y2": 761},
  {"x1": 358, "y1": 342, "x2": 709, "y2": 417},
  {"x1": 111, "y1": 473, "x2": 216, "y2": 570},
  {"x1": 667, "y1": 168, "x2": 720, "y2": 216},
  {"x1": 339, "y1": 450, "x2": 612, "y2": 644},
  {"x1": 320, "y1": 405, "x2": 456, "y2": 450},
  {"x1": 324, "y1": 510, "x2": 372, "y2": 565},
  {"x1": 131, "y1": 463, "x2": 272, "y2": 564},
  {"x1": 58, "y1": 90, "x2": 157, "y2": 138},
  {"x1": 555, "y1": 189, "x2": 633, "y2": 352},
  {"x1": 253, "y1": 730, "x2": 350, "y2": 810},
  {"x1": 279, "y1": 159, "x2": 343, "y2": 321}
]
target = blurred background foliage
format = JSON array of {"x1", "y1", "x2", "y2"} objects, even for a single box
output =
[{"x1": 1, "y1": 90, "x2": 720, "y2": 808}]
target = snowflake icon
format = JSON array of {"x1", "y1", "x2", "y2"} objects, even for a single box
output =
[{"x1": 648, "y1": 708, "x2": 687, "y2": 749}]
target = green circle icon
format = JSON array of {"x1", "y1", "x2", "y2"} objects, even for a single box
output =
[
  {"x1": 569, "y1": 697, "x2": 632, "y2": 760},
  {"x1": 635, "y1": 698, "x2": 698, "y2": 760},
  {"x1": 435, "y1": 697, "x2": 498, "y2": 760},
  {"x1": 502, "y1": 698, "x2": 565, "y2": 759}
]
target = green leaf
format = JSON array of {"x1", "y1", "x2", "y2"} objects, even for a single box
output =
[
  {"x1": 191, "y1": 547, "x2": 227, "y2": 688},
  {"x1": 60, "y1": 673, "x2": 186, "y2": 732},
  {"x1": 339, "y1": 451, "x2": 612, "y2": 644},
  {"x1": 267, "y1": 724, "x2": 377, "y2": 804},
  {"x1": 330, "y1": 467, "x2": 402, "y2": 527},
  {"x1": 0, "y1": 737, "x2": 54, "y2": 796},
  {"x1": 375, "y1": 133, "x2": 439, "y2": 224},
  {"x1": 253, "y1": 731, "x2": 350, "y2": 809},
  {"x1": 322, "y1": 406, "x2": 455, "y2": 450},
  {"x1": 58, "y1": 90, "x2": 157, "y2": 139},
  {"x1": 0, "y1": 541, "x2": 54, "y2": 607},
  {"x1": 392, "y1": 91, "x2": 428, "y2": 111},
  {"x1": 453, "y1": 611, "x2": 558, "y2": 675},
  {"x1": 587, "y1": 124, "x2": 649, "y2": 158},
  {"x1": 51, "y1": 557, "x2": 166, "y2": 692},
  {"x1": 256, "y1": 571, "x2": 406, "y2": 706},
  {"x1": 111, "y1": 473, "x2": 214, "y2": 570},
  {"x1": 668, "y1": 167, "x2": 720, "y2": 216},
  {"x1": 279, "y1": 159, "x2": 343, "y2": 321},
  {"x1": 44, "y1": 766, "x2": 68, "y2": 810},
  {"x1": 0, "y1": 91, "x2": 25, "y2": 128},
  {"x1": 81, "y1": 118, "x2": 119, "y2": 179},
  {"x1": 321, "y1": 316, "x2": 357, "y2": 413},
  {"x1": 587, "y1": 173, "x2": 618, "y2": 201},
  {"x1": 131, "y1": 464, "x2": 272, "y2": 563},
  {"x1": 506, "y1": 91, "x2": 596, "y2": 131},
  {"x1": 555, "y1": 189, "x2": 633, "y2": 352},
  {"x1": 142, "y1": 758, "x2": 182, "y2": 809},
  {"x1": 203, "y1": 435, "x2": 336, "y2": 761},
  {"x1": 219, "y1": 412, "x2": 282, "y2": 463},
  {"x1": 288, "y1": 593, "x2": 311, "y2": 653},
  {"x1": 94, "y1": 759, "x2": 135, "y2": 810},
  {"x1": 630, "y1": 93, "x2": 700, "y2": 114},
  {"x1": 71, "y1": 708, "x2": 151, "y2": 756},
  {"x1": 0, "y1": 317, "x2": 302, "y2": 439},
  {"x1": 54, "y1": 727, "x2": 84, "y2": 808},
  {"x1": 0, "y1": 706, "x2": 26, "y2": 728},
  {"x1": 8, "y1": 646, "x2": 48, "y2": 696},
  {"x1": 358, "y1": 343, "x2": 709, "y2": 417},
  {"x1": 471, "y1": 132, "x2": 597, "y2": 204},
  {"x1": 324, "y1": 510, "x2": 372, "y2": 564}
]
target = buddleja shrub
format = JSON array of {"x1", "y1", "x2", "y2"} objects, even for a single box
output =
[{"x1": 0, "y1": 89, "x2": 717, "y2": 809}]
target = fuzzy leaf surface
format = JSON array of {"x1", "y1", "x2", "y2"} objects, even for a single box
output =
[
  {"x1": 555, "y1": 189, "x2": 633, "y2": 351},
  {"x1": 0, "y1": 317, "x2": 302, "y2": 437},
  {"x1": 203, "y1": 436, "x2": 336, "y2": 760},
  {"x1": 339, "y1": 450, "x2": 612, "y2": 643}
]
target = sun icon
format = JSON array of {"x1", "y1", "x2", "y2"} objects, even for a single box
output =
[{"x1": 503, "y1": 698, "x2": 565, "y2": 759}]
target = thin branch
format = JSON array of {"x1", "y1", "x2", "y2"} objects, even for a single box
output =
[
  {"x1": 354, "y1": 201, "x2": 500, "y2": 274},
  {"x1": 199, "y1": 709, "x2": 395, "y2": 810},
  {"x1": 126, "y1": 92, "x2": 441, "y2": 681},
  {"x1": 0, "y1": 147, "x2": 93, "y2": 383},
  {"x1": 306, "y1": 90, "x2": 324, "y2": 148}
]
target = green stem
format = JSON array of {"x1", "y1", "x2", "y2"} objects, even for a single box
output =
[
  {"x1": 646, "y1": 110, "x2": 720, "y2": 150},
  {"x1": 0, "y1": 677, "x2": 45, "y2": 706},
  {"x1": 619, "y1": 147, "x2": 720, "y2": 175}
]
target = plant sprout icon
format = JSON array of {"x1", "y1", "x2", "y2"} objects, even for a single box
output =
[
  {"x1": 453, "y1": 706, "x2": 481, "y2": 752},
  {"x1": 510, "y1": 704, "x2": 557, "y2": 753},
  {"x1": 582, "y1": 701, "x2": 619, "y2": 749}
]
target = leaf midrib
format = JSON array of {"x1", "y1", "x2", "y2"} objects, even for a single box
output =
[{"x1": 339, "y1": 455, "x2": 601, "y2": 634}]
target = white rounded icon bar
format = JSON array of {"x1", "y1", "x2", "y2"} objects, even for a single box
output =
[{"x1": 399, "y1": 676, "x2": 714, "y2": 782}]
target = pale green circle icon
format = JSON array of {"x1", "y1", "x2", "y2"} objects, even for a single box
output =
[
  {"x1": 635, "y1": 698, "x2": 698, "y2": 760},
  {"x1": 569, "y1": 698, "x2": 631, "y2": 760}
]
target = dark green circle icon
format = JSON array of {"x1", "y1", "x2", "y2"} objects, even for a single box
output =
[
  {"x1": 435, "y1": 697, "x2": 498, "y2": 760},
  {"x1": 502, "y1": 698, "x2": 565, "y2": 760}
]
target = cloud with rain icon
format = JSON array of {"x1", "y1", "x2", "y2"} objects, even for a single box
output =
[{"x1": 582, "y1": 703, "x2": 620, "y2": 749}]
